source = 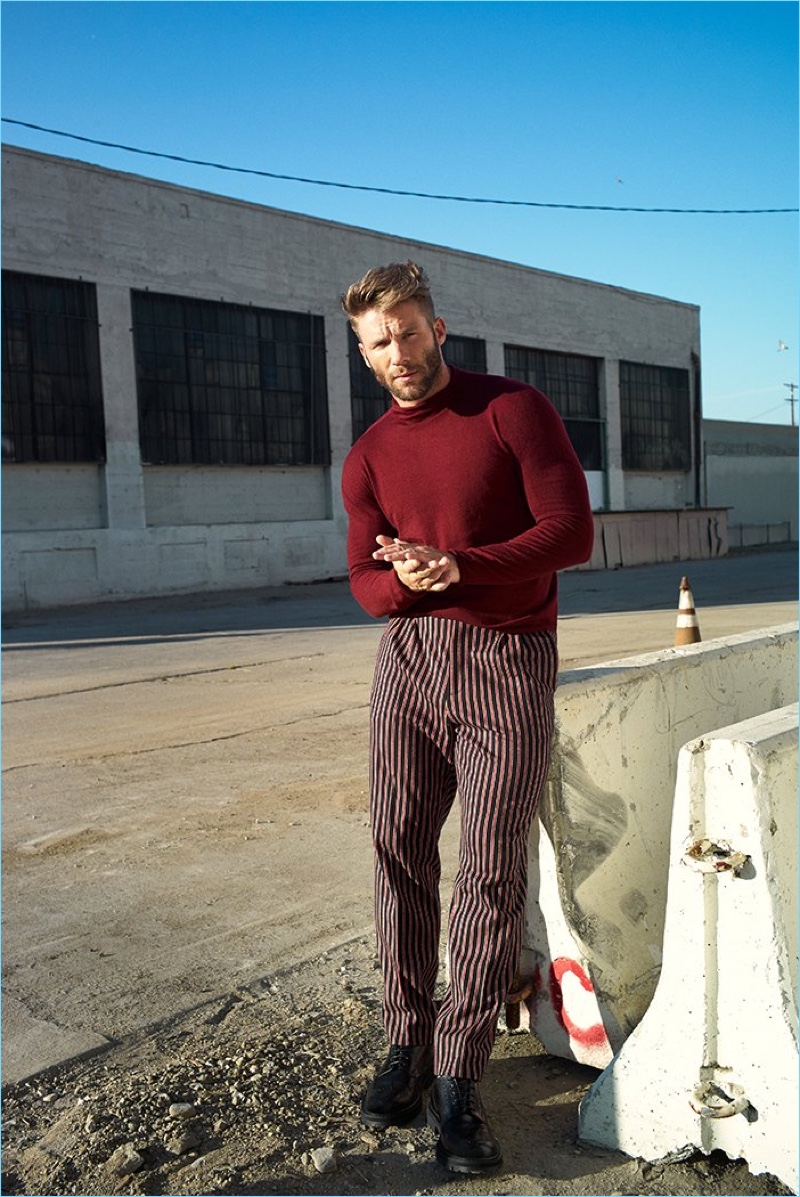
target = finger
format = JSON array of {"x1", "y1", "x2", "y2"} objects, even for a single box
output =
[
  {"x1": 393, "y1": 559, "x2": 421, "y2": 577},
  {"x1": 374, "y1": 546, "x2": 415, "y2": 562},
  {"x1": 410, "y1": 570, "x2": 446, "y2": 589}
]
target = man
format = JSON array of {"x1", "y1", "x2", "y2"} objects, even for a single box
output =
[{"x1": 340, "y1": 261, "x2": 594, "y2": 1174}]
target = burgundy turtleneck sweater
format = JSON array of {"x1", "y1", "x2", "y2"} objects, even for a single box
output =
[{"x1": 341, "y1": 366, "x2": 595, "y2": 633}]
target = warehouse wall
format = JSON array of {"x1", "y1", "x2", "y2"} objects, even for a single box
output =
[
  {"x1": 703, "y1": 419, "x2": 798, "y2": 545},
  {"x1": 2, "y1": 145, "x2": 706, "y2": 610}
]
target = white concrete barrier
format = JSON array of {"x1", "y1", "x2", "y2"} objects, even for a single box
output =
[
  {"x1": 522, "y1": 625, "x2": 797, "y2": 1066},
  {"x1": 578, "y1": 704, "x2": 798, "y2": 1193}
]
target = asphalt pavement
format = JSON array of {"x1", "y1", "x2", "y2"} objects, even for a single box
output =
[{"x1": 2, "y1": 546, "x2": 797, "y2": 1085}]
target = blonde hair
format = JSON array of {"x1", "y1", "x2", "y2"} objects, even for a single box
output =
[{"x1": 341, "y1": 261, "x2": 435, "y2": 333}]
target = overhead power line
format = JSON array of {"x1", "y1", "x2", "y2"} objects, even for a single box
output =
[{"x1": 3, "y1": 117, "x2": 798, "y2": 215}]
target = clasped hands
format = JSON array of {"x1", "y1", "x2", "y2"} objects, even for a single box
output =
[{"x1": 372, "y1": 535, "x2": 460, "y2": 593}]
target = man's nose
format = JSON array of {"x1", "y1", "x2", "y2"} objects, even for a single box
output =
[{"x1": 391, "y1": 335, "x2": 410, "y2": 360}]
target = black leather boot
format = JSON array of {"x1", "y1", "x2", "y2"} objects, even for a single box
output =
[
  {"x1": 427, "y1": 1074, "x2": 503, "y2": 1173},
  {"x1": 360, "y1": 1043, "x2": 434, "y2": 1128}
]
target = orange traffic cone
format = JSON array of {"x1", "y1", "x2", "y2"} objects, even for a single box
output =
[{"x1": 675, "y1": 576, "x2": 701, "y2": 646}]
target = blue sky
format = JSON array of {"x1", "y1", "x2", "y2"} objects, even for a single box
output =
[{"x1": 2, "y1": 0, "x2": 797, "y2": 424}]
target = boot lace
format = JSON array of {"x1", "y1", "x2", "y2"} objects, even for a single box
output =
[
  {"x1": 445, "y1": 1075, "x2": 482, "y2": 1118},
  {"x1": 384, "y1": 1045, "x2": 415, "y2": 1072}
]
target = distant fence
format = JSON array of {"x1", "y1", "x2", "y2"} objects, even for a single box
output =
[{"x1": 728, "y1": 521, "x2": 795, "y2": 550}]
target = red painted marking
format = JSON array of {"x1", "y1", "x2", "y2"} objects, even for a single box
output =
[{"x1": 549, "y1": 957, "x2": 609, "y2": 1049}]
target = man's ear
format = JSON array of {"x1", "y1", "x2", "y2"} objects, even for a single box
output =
[
  {"x1": 433, "y1": 316, "x2": 447, "y2": 346},
  {"x1": 358, "y1": 342, "x2": 373, "y2": 372}
]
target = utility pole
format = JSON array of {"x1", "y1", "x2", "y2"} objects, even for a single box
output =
[{"x1": 785, "y1": 382, "x2": 797, "y2": 427}]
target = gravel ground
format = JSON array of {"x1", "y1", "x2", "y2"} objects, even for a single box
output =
[{"x1": 1, "y1": 935, "x2": 793, "y2": 1197}]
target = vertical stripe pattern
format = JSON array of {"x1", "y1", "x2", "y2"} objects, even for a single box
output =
[{"x1": 370, "y1": 615, "x2": 557, "y2": 1081}]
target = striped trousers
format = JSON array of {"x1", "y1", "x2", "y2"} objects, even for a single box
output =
[{"x1": 370, "y1": 615, "x2": 557, "y2": 1081}]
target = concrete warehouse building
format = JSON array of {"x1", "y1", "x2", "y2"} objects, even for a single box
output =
[{"x1": 1, "y1": 145, "x2": 793, "y2": 611}]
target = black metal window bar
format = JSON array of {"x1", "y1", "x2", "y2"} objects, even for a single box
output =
[
  {"x1": 348, "y1": 328, "x2": 487, "y2": 442},
  {"x1": 1, "y1": 271, "x2": 106, "y2": 463},
  {"x1": 132, "y1": 291, "x2": 330, "y2": 467},
  {"x1": 620, "y1": 361, "x2": 691, "y2": 471},
  {"x1": 443, "y1": 334, "x2": 487, "y2": 374},
  {"x1": 348, "y1": 325, "x2": 390, "y2": 442},
  {"x1": 504, "y1": 344, "x2": 605, "y2": 471}
]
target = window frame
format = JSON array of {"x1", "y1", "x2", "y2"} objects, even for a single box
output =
[
  {"x1": 619, "y1": 360, "x2": 692, "y2": 472},
  {"x1": 2, "y1": 270, "x2": 106, "y2": 464},
  {"x1": 503, "y1": 343, "x2": 604, "y2": 471},
  {"x1": 443, "y1": 334, "x2": 487, "y2": 375},
  {"x1": 132, "y1": 290, "x2": 330, "y2": 468}
]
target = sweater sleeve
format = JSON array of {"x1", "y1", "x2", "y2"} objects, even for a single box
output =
[
  {"x1": 341, "y1": 449, "x2": 422, "y2": 619},
  {"x1": 455, "y1": 391, "x2": 595, "y2": 586}
]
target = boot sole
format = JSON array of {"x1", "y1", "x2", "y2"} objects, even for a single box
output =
[
  {"x1": 360, "y1": 1095, "x2": 422, "y2": 1129},
  {"x1": 360, "y1": 1071, "x2": 434, "y2": 1129}
]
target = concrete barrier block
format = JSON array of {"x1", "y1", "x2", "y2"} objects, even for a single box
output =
[
  {"x1": 525, "y1": 625, "x2": 797, "y2": 1066},
  {"x1": 577, "y1": 704, "x2": 798, "y2": 1192},
  {"x1": 523, "y1": 819, "x2": 617, "y2": 1069}
]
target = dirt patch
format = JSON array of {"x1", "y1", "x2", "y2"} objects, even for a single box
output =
[
  {"x1": 2, "y1": 936, "x2": 791, "y2": 1197},
  {"x1": 14, "y1": 826, "x2": 116, "y2": 858}
]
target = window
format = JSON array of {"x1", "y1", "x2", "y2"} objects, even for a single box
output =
[
  {"x1": 348, "y1": 328, "x2": 487, "y2": 442},
  {"x1": 620, "y1": 361, "x2": 691, "y2": 471},
  {"x1": 132, "y1": 292, "x2": 330, "y2": 466},
  {"x1": 348, "y1": 326, "x2": 390, "y2": 442},
  {"x1": 443, "y1": 334, "x2": 487, "y2": 374},
  {"x1": 2, "y1": 271, "x2": 105, "y2": 463},
  {"x1": 504, "y1": 345, "x2": 603, "y2": 470}
]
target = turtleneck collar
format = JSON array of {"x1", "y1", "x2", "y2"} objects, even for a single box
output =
[{"x1": 389, "y1": 366, "x2": 462, "y2": 422}]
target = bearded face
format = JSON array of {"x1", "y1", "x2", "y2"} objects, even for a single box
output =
[{"x1": 356, "y1": 300, "x2": 449, "y2": 407}]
